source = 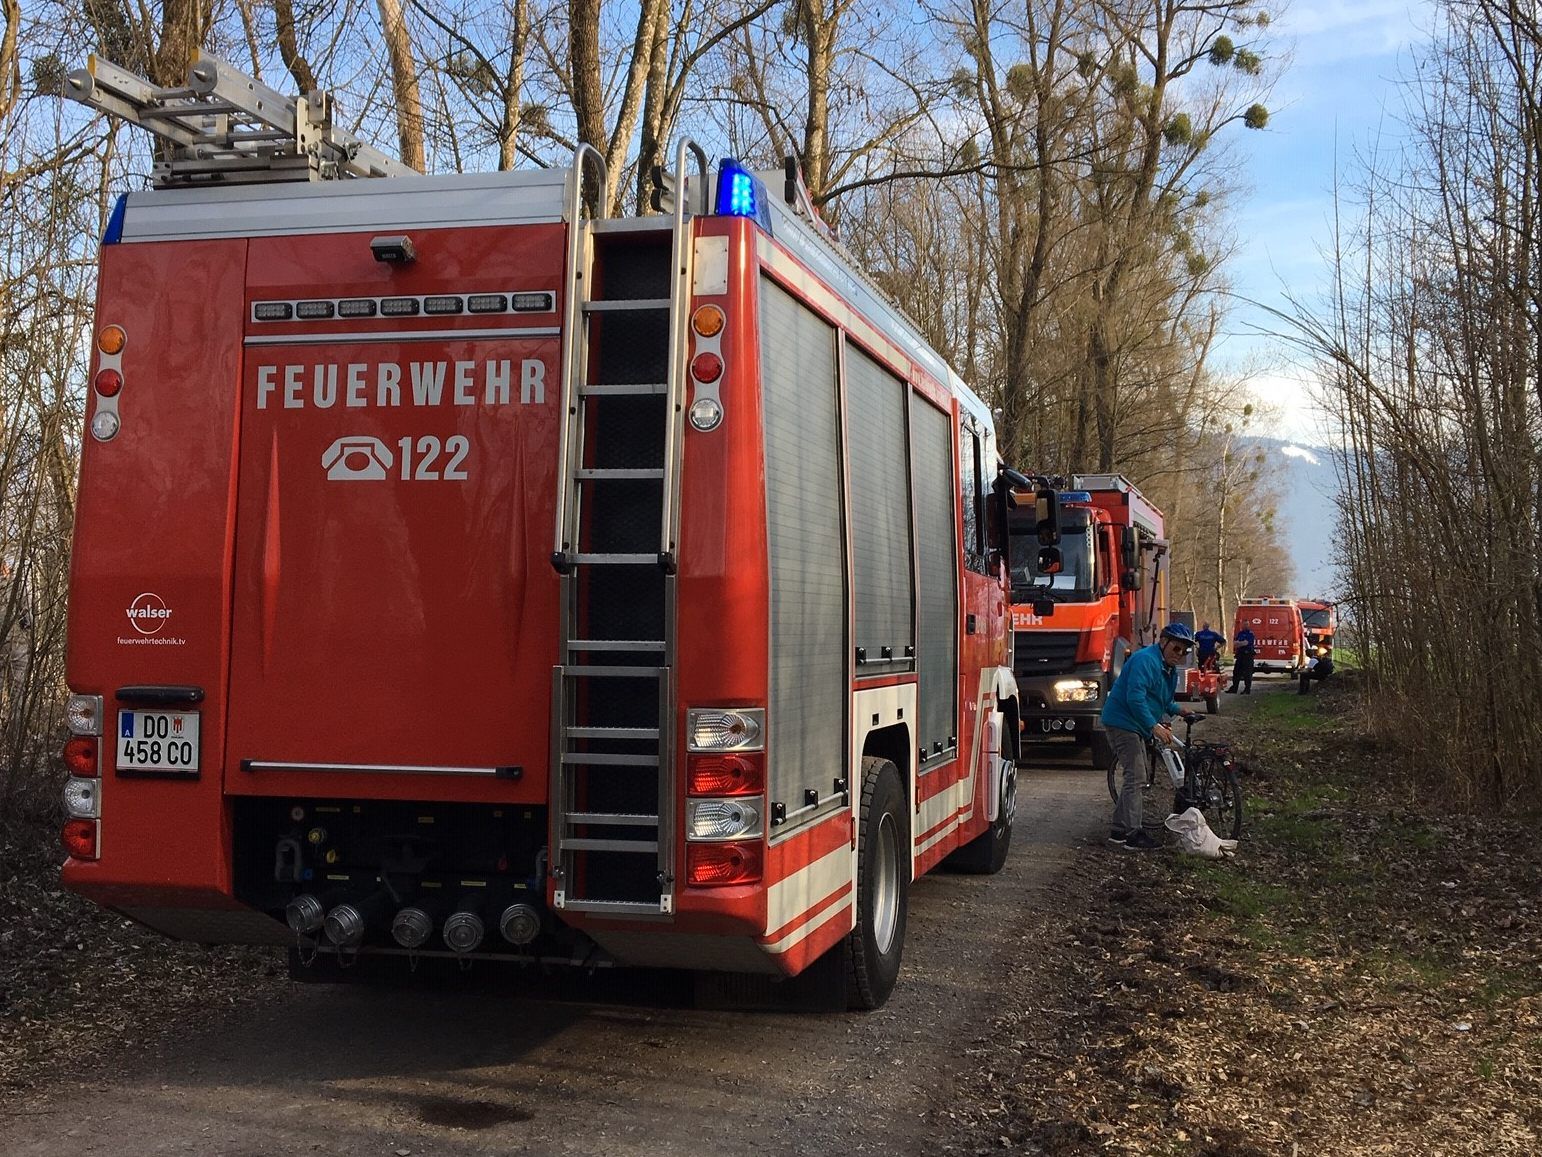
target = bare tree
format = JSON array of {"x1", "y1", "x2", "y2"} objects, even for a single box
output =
[{"x1": 377, "y1": 0, "x2": 426, "y2": 169}]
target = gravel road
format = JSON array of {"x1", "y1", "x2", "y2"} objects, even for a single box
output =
[{"x1": 1, "y1": 753, "x2": 1110, "y2": 1157}]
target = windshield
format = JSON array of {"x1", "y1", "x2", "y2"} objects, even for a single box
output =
[
  {"x1": 1301, "y1": 609, "x2": 1332, "y2": 629},
  {"x1": 1011, "y1": 512, "x2": 1095, "y2": 601}
]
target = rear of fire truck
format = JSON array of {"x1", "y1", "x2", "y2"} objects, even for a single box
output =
[
  {"x1": 1234, "y1": 597, "x2": 1305, "y2": 675},
  {"x1": 1007, "y1": 476, "x2": 1167, "y2": 769},
  {"x1": 58, "y1": 57, "x2": 583, "y2": 962},
  {"x1": 57, "y1": 54, "x2": 1020, "y2": 1009}
]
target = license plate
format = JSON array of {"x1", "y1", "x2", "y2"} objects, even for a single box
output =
[{"x1": 117, "y1": 710, "x2": 200, "y2": 774}]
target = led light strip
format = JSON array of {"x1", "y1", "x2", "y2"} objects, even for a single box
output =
[{"x1": 250, "y1": 290, "x2": 556, "y2": 324}]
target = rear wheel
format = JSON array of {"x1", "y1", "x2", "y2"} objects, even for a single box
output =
[
  {"x1": 845, "y1": 757, "x2": 909, "y2": 1010},
  {"x1": 1106, "y1": 740, "x2": 1156, "y2": 804},
  {"x1": 946, "y1": 757, "x2": 1014, "y2": 874},
  {"x1": 1179, "y1": 755, "x2": 1244, "y2": 842}
]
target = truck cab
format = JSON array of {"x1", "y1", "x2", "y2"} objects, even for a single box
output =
[{"x1": 1008, "y1": 476, "x2": 1167, "y2": 769}]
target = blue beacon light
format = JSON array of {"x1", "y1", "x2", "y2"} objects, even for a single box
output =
[{"x1": 714, "y1": 160, "x2": 773, "y2": 233}]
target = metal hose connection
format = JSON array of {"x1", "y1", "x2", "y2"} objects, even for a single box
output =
[
  {"x1": 498, "y1": 902, "x2": 541, "y2": 946},
  {"x1": 285, "y1": 893, "x2": 326, "y2": 935}
]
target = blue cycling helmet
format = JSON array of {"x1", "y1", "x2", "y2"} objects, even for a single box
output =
[{"x1": 1159, "y1": 621, "x2": 1195, "y2": 645}]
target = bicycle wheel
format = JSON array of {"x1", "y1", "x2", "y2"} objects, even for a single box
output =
[{"x1": 1182, "y1": 754, "x2": 1243, "y2": 842}]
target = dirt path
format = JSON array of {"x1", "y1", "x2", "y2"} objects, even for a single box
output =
[{"x1": 1, "y1": 750, "x2": 1122, "y2": 1156}]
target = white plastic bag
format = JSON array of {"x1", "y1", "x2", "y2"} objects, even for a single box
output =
[{"x1": 1163, "y1": 806, "x2": 1239, "y2": 859}]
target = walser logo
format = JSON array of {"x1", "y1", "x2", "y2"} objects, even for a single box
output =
[{"x1": 118, "y1": 592, "x2": 186, "y2": 647}]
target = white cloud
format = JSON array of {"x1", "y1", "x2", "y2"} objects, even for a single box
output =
[{"x1": 1280, "y1": 444, "x2": 1322, "y2": 465}]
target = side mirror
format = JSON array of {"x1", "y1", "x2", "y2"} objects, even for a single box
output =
[
  {"x1": 1036, "y1": 546, "x2": 1062, "y2": 575},
  {"x1": 1034, "y1": 487, "x2": 1060, "y2": 545},
  {"x1": 1120, "y1": 526, "x2": 1137, "y2": 570},
  {"x1": 1033, "y1": 599, "x2": 1055, "y2": 618}
]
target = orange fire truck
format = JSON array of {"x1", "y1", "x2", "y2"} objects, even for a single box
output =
[
  {"x1": 1297, "y1": 598, "x2": 1337, "y2": 656},
  {"x1": 55, "y1": 55, "x2": 1041, "y2": 1009},
  {"x1": 1007, "y1": 475, "x2": 1168, "y2": 769},
  {"x1": 1234, "y1": 597, "x2": 1304, "y2": 675}
]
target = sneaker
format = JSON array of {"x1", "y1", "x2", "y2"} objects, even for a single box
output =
[
  {"x1": 1122, "y1": 829, "x2": 1160, "y2": 851},
  {"x1": 1107, "y1": 829, "x2": 1129, "y2": 845}
]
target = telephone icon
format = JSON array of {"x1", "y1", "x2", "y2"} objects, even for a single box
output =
[{"x1": 321, "y1": 435, "x2": 394, "y2": 481}]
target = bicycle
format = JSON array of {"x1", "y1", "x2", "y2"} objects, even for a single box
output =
[
  {"x1": 1104, "y1": 712, "x2": 1199, "y2": 805},
  {"x1": 1170, "y1": 716, "x2": 1244, "y2": 842},
  {"x1": 1105, "y1": 715, "x2": 1244, "y2": 842}
]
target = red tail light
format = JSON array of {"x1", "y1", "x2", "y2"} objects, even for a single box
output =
[
  {"x1": 63, "y1": 736, "x2": 99, "y2": 776},
  {"x1": 686, "y1": 841, "x2": 763, "y2": 887},
  {"x1": 62, "y1": 818, "x2": 99, "y2": 860},
  {"x1": 690, "y1": 352, "x2": 723, "y2": 383},
  {"x1": 686, "y1": 752, "x2": 764, "y2": 796},
  {"x1": 94, "y1": 368, "x2": 123, "y2": 397}
]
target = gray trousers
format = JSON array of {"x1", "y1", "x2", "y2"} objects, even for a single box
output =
[{"x1": 1109, "y1": 726, "x2": 1152, "y2": 833}]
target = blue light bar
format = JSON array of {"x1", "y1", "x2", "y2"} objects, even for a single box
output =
[
  {"x1": 1058, "y1": 491, "x2": 1093, "y2": 504},
  {"x1": 714, "y1": 160, "x2": 773, "y2": 234}
]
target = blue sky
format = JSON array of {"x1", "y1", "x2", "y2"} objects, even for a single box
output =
[{"x1": 1218, "y1": 1, "x2": 1436, "y2": 444}]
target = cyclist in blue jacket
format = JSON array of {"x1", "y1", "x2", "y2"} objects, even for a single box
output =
[{"x1": 1101, "y1": 622, "x2": 1198, "y2": 849}]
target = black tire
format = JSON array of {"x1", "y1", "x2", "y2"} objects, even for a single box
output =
[
  {"x1": 1205, "y1": 693, "x2": 1219, "y2": 715},
  {"x1": 1179, "y1": 756, "x2": 1244, "y2": 842},
  {"x1": 946, "y1": 757, "x2": 1015, "y2": 875},
  {"x1": 845, "y1": 757, "x2": 909, "y2": 1010},
  {"x1": 1090, "y1": 729, "x2": 1115, "y2": 770}
]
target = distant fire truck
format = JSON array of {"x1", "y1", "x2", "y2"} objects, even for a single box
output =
[
  {"x1": 1297, "y1": 598, "x2": 1337, "y2": 657},
  {"x1": 55, "y1": 56, "x2": 1045, "y2": 1009},
  {"x1": 1234, "y1": 597, "x2": 1304, "y2": 675},
  {"x1": 1007, "y1": 475, "x2": 1168, "y2": 769}
]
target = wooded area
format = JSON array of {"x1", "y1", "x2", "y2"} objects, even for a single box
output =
[
  {"x1": 1282, "y1": 0, "x2": 1542, "y2": 811},
  {"x1": 10, "y1": 0, "x2": 1530, "y2": 831}
]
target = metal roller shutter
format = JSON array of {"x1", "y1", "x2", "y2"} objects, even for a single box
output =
[
  {"x1": 845, "y1": 343, "x2": 914, "y2": 673},
  {"x1": 759, "y1": 278, "x2": 847, "y2": 829},
  {"x1": 912, "y1": 397, "x2": 958, "y2": 763}
]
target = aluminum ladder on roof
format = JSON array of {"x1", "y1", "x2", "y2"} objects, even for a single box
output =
[
  {"x1": 548, "y1": 141, "x2": 709, "y2": 917},
  {"x1": 64, "y1": 54, "x2": 415, "y2": 186}
]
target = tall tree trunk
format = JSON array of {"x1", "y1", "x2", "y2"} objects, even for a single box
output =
[
  {"x1": 151, "y1": 0, "x2": 205, "y2": 87},
  {"x1": 498, "y1": 0, "x2": 529, "y2": 170},
  {"x1": 273, "y1": 0, "x2": 316, "y2": 92},
  {"x1": 377, "y1": 0, "x2": 425, "y2": 171}
]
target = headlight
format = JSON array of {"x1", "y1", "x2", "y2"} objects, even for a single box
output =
[
  {"x1": 1052, "y1": 678, "x2": 1100, "y2": 704},
  {"x1": 687, "y1": 708, "x2": 765, "y2": 751},
  {"x1": 686, "y1": 797, "x2": 764, "y2": 840},
  {"x1": 64, "y1": 777, "x2": 100, "y2": 819}
]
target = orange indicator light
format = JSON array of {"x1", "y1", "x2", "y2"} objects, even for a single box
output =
[{"x1": 691, "y1": 305, "x2": 725, "y2": 338}]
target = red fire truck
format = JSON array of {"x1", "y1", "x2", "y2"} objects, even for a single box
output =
[
  {"x1": 1008, "y1": 475, "x2": 1168, "y2": 769},
  {"x1": 1234, "y1": 598, "x2": 1304, "y2": 675},
  {"x1": 55, "y1": 56, "x2": 1040, "y2": 1009}
]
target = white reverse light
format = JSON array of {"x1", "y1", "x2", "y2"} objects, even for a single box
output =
[
  {"x1": 64, "y1": 777, "x2": 100, "y2": 819},
  {"x1": 687, "y1": 797, "x2": 764, "y2": 841},
  {"x1": 90, "y1": 411, "x2": 120, "y2": 441},
  {"x1": 66, "y1": 694, "x2": 103, "y2": 736},
  {"x1": 689, "y1": 397, "x2": 724, "y2": 432},
  {"x1": 687, "y1": 708, "x2": 765, "y2": 752}
]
